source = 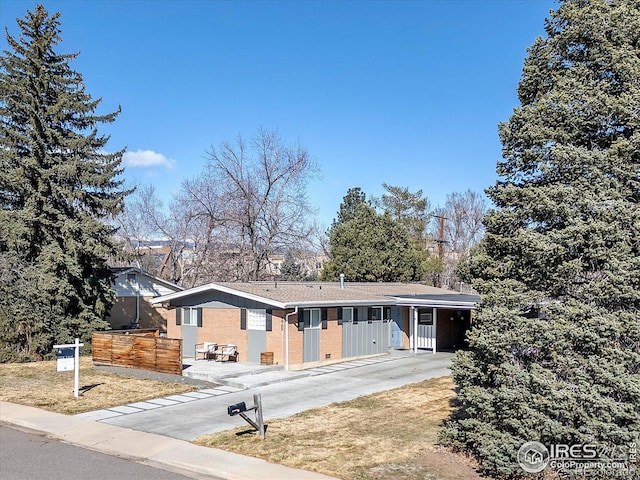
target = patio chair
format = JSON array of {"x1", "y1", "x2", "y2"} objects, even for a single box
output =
[
  {"x1": 194, "y1": 342, "x2": 217, "y2": 360},
  {"x1": 216, "y1": 344, "x2": 238, "y2": 362}
]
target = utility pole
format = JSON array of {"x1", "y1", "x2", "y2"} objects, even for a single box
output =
[
  {"x1": 437, "y1": 213, "x2": 445, "y2": 288},
  {"x1": 426, "y1": 212, "x2": 448, "y2": 288}
]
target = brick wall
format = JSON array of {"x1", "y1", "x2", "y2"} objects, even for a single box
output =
[
  {"x1": 198, "y1": 308, "x2": 248, "y2": 361},
  {"x1": 287, "y1": 311, "x2": 304, "y2": 364},
  {"x1": 166, "y1": 309, "x2": 181, "y2": 339},
  {"x1": 163, "y1": 304, "x2": 416, "y2": 364},
  {"x1": 271, "y1": 308, "x2": 346, "y2": 365},
  {"x1": 266, "y1": 309, "x2": 287, "y2": 365},
  {"x1": 321, "y1": 307, "x2": 343, "y2": 360}
]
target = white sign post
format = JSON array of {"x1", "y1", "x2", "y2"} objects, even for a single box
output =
[{"x1": 53, "y1": 338, "x2": 84, "y2": 398}]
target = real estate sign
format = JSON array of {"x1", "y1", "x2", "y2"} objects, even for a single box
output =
[
  {"x1": 56, "y1": 347, "x2": 75, "y2": 372},
  {"x1": 53, "y1": 338, "x2": 84, "y2": 397}
]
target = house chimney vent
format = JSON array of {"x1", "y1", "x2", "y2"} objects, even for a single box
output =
[{"x1": 340, "y1": 273, "x2": 345, "y2": 289}]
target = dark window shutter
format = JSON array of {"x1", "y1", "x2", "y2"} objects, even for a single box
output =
[
  {"x1": 240, "y1": 308, "x2": 247, "y2": 330},
  {"x1": 266, "y1": 309, "x2": 272, "y2": 331},
  {"x1": 337, "y1": 307, "x2": 343, "y2": 325},
  {"x1": 384, "y1": 307, "x2": 391, "y2": 321},
  {"x1": 297, "y1": 309, "x2": 304, "y2": 331},
  {"x1": 368, "y1": 307, "x2": 373, "y2": 321},
  {"x1": 321, "y1": 308, "x2": 328, "y2": 329},
  {"x1": 197, "y1": 308, "x2": 203, "y2": 328},
  {"x1": 353, "y1": 307, "x2": 359, "y2": 323},
  {"x1": 176, "y1": 308, "x2": 182, "y2": 326}
]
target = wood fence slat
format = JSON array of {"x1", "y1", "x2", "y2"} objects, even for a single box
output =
[{"x1": 92, "y1": 331, "x2": 182, "y2": 375}]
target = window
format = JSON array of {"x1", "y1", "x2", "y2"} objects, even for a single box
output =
[
  {"x1": 418, "y1": 310, "x2": 433, "y2": 325},
  {"x1": 247, "y1": 309, "x2": 266, "y2": 330},
  {"x1": 183, "y1": 307, "x2": 198, "y2": 326},
  {"x1": 309, "y1": 309, "x2": 321, "y2": 329},
  {"x1": 342, "y1": 307, "x2": 353, "y2": 323},
  {"x1": 126, "y1": 273, "x2": 137, "y2": 284},
  {"x1": 370, "y1": 307, "x2": 383, "y2": 321}
]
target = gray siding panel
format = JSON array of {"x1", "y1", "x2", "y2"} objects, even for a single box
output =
[
  {"x1": 342, "y1": 319, "x2": 390, "y2": 359},
  {"x1": 182, "y1": 325, "x2": 198, "y2": 358},
  {"x1": 303, "y1": 328, "x2": 320, "y2": 362},
  {"x1": 247, "y1": 329, "x2": 266, "y2": 363}
]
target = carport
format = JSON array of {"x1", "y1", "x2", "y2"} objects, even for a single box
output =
[{"x1": 392, "y1": 294, "x2": 479, "y2": 353}]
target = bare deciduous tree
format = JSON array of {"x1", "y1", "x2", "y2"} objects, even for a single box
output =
[
  {"x1": 188, "y1": 128, "x2": 319, "y2": 281},
  {"x1": 114, "y1": 129, "x2": 319, "y2": 285},
  {"x1": 441, "y1": 190, "x2": 486, "y2": 256},
  {"x1": 432, "y1": 189, "x2": 486, "y2": 290},
  {"x1": 114, "y1": 184, "x2": 201, "y2": 285}
]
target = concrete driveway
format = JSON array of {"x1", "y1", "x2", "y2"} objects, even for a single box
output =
[{"x1": 82, "y1": 351, "x2": 454, "y2": 441}]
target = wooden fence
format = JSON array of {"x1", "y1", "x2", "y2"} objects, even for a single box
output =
[{"x1": 92, "y1": 330, "x2": 182, "y2": 375}]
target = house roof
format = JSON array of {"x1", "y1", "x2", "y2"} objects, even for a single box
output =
[
  {"x1": 150, "y1": 281, "x2": 479, "y2": 310},
  {"x1": 110, "y1": 267, "x2": 184, "y2": 292}
]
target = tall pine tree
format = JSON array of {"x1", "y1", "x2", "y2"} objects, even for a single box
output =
[
  {"x1": 444, "y1": 0, "x2": 640, "y2": 477},
  {"x1": 321, "y1": 189, "x2": 425, "y2": 282},
  {"x1": 0, "y1": 5, "x2": 129, "y2": 359}
]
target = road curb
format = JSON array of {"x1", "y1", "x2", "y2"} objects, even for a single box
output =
[{"x1": 1, "y1": 401, "x2": 338, "y2": 480}]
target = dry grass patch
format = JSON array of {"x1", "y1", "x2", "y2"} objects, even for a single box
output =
[
  {"x1": 0, "y1": 357, "x2": 196, "y2": 415},
  {"x1": 194, "y1": 376, "x2": 481, "y2": 480}
]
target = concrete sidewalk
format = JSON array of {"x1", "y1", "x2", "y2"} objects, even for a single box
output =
[{"x1": 0, "y1": 401, "x2": 337, "y2": 480}]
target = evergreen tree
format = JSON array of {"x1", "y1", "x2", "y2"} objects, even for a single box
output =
[
  {"x1": 373, "y1": 183, "x2": 430, "y2": 243},
  {"x1": 321, "y1": 202, "x2": 423, "y2": 282},
  {"x1": 0, "y1": 252, "x2": 59, "y2": 361},
  {"x1": 443, "y1": 1, "x2": 640, "y2": 478},
  {"x1": 279, "y1": 251, "x2": 305, "y2": 281},
  {"x1": 0, "y1": 5, "x2": 129, "y2": 359},
  {"x1": 329, "y1": 187, "x2": 369, "y2": 231}
]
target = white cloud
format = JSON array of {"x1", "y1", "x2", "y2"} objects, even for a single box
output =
[{"x1": 123, "y1": 149, "x2": 176, "y2": 169}]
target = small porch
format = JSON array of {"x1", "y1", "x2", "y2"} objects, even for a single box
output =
[{"x1": 396, "y1": 293, "x2": 478, "y2": 354}]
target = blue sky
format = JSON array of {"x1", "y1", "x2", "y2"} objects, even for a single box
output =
[{"x1": 2, "y1": 0, "x2": 556, "y2": 227}]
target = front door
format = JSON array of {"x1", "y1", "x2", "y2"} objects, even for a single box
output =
[
  {"x1": 182, "y1": 324, "x2": 198, "y2": 358},
  {"x1": 390, "y1": 306, "x2": 403, "y2": 348},
  {"x1": 247, "y1": 309, "x2": 267, "y2": 363}
]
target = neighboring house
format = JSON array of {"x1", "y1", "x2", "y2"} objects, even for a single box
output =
[
  {"x1": 108, "y1": 267, "x2": 184, "y2": 332},
  {"x1": 266, "y1": 252, "x2": 329, "y2": 279},
  {"x1": 151, "y1": 281, "x2": 478, "y2": 367}
]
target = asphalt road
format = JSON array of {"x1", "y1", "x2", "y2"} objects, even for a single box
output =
[
  {"x1": 101, "y1": 351, "x2": 453, "y2": 440},
  {"x1": 0, "y1": 425, "x2": 220, "y2": 480}
]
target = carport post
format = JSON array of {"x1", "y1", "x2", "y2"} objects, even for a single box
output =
[
  {"x1": 413, "y1": 307, "x2": 418, "y2": 354},
  {"x1": 432, "y1": 307, "x2": 437, "y2": 353},
  {"x1": 409, "y1": 306, "x2": 414, "y2": 351}
]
